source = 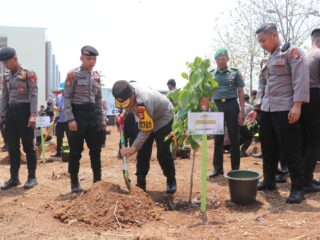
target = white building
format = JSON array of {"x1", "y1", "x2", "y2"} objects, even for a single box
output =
[{"x1": 0, "y1": 26, "x2": 60, "y2": 108}]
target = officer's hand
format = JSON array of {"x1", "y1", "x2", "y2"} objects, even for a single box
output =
[
  {"x1": 27, "y1": 115, "x2": 36, "y2": 128},
  {"x1": 68, "y1": 120, "x2": 78, "y2": 131},
  {"x1": 238, "y1": 111, "x2": 245, "y2": 126},
  {"x1": 100, "y1": 121, "x2": 107, "y2": 131},
  {"x1": 288, "y1": 103, "x2": 302, "y2": 124},
  {"x1": 120, "y1": 147, "x2": 136, "y2": 157},
  {"x1": 246, "y1": 111, "x2": 257, "y2": 124}
]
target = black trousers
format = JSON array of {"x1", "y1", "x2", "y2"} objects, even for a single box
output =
[
  {"x1": 136, "y1": 121, "x2": 175, "y2": 182},
  {"x1": 260, "y1": 111, "x2": 304, "y2": 189},
  {"x1": 214, "y1": 100, "x2": 240, "y2": 171},
  {"x1": 55, "y1": 121, "x2": 70, "y2": 154},
  {"x1": 6, "y1": 106, "x2": 37, "y2": 175},
  {"x1": 301, "y1": 88, "x2": 320, "y2": 182},
  {"x1": 240, "y1": 126, "x2": 253, "y2": 153},
  {"x1": 68, "y1": 107, "x2": 101, "y2": 174}
]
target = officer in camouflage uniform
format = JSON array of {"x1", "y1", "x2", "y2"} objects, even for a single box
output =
[
  {"x1": 248, "y1": 23, "x2": 309, "y2": 204},
  {"x1": 112, "y1": 80, "x2": 176, "y2": 194},
  {"x1": 0, "y1": 47, "x2": 38, "y2": 190},
  {"x1": 64, "y1": 46, "x2": 105, "y2": 193},
  {"x1": 208, "y1": 48, "x2": 245, "y2": 178}
]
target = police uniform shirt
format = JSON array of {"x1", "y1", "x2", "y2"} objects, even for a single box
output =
[
  {"x1": 64, "y1": 67, "x2": 103, "y2": 121},
  {"x1": 129, "y1": 82, "x2": 174, "y2": 151},
  {"x1": 257, "y1": 46, "x2": 310, "y2": 111},
  {"x1": 305, "y1": 47, "x2": 320, "y2": 88},
  {"x1": 212, "y1": 67, "x2": 245, "y2": 100},
  {"x1": 0, "y1": 67, "x2": 38, "y2": 117}
]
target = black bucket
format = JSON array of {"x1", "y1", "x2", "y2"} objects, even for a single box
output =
[{"x1": 225, "y1": 170, "x2": 261, "y2": 205}]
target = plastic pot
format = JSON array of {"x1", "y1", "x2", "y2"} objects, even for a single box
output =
[{"x1": 225, "y1": 170, "x2": 261, "y2": 205}]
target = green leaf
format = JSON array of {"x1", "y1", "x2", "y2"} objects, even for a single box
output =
[{"x1": 181, "y1": 72, "x2": 189, "y2": 80}]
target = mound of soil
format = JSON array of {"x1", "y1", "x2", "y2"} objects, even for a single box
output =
[{"x1": 53, "y1": 181, "x2": 163, "y2": 229}]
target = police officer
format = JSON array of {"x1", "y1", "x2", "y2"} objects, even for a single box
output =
[
  {"x1": 51, "y1": 84, "x2": 69, "y2": 157},
  {"x1": 64, "y1": 46, "x2": 105, "y2": 193},
  {"x1": 208, "y1": 48, "x2": 245, "y2": 178},
  {"x1": 0, "y1": 47, "x2": 38, "y2": 190},
  {"x1": 248, "y1": 23, "x2": 309, "y2": 204},
  {"x1": 301, "y1": 28, "x2": 320, "y2": 193},
  {"x1": 112, "y1": 80, "x2": 176, "y2": 194}
]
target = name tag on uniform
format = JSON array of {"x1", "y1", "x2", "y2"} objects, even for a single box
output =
[{"x1": 274, "y1": 59, "x2": 285, "y2": 66}]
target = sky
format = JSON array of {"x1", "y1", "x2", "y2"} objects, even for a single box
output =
[{"x1": 0, "y1": 0, "x2": 235, "y2": 90}]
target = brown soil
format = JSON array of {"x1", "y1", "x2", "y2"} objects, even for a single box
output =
[
  {"x1": 53, "y1": 181, "x2": 163, "y2": 230},
  {"x1": 0, "y1": 126, "x2": 320, "y2": 240}
]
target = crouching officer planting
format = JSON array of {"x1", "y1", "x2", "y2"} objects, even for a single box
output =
[
  {"x1": 112, "y1": 80, "x2": 177, "y2": 194},
  {"x1": 0, "y1": 47, "x2": 38, "y2": 190},
  {"x1": 64, "y1": 46, "x2": 105, "y2": 193}
]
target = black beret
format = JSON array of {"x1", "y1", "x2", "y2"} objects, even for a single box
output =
[
  {"x1": 0, "y1": 47, "x2": 16, "y2": 61},
  {"x1": 311, "y1": 28, "x2": 320, "y2": 37},
  {"x1": 81, "y1": 45, "x2": 99, "y2": 56}
]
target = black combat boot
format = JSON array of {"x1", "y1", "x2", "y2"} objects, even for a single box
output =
[
  {"x1": 166, "y1": 176, "x2": 177, "y2": 194},
  {"x1": 286, "y1": 188, "x2": 304, "y2": 204},
  {"x1": 93, "y1": 170, "x2": 101, "y2": 183},
  {"x1": 70, "y1": 173, "x2": 83, "y2": 193},
  {"x1": 24, "y1": 169, "x2": 38, "y2": 189},
  {"x1": 136, "y1": 174, "x2": 146, "y2": 191},
  {"x1": 1, "y1": 168, "x2": 20, "y2": 190}
]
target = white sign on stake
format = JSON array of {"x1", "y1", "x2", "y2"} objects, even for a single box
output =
[
  {"x1": 188, "y1": 112, "x2": 224, "y2": 135},
  {"x1": 35, "y1": 116, "x2": 51, "y2": 128}
]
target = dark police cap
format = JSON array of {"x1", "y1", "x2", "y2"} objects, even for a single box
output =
[
  {"x1": 311, "y1": 28, "x2": 320, "y2": 37},
  {"x1": 81, "y1": 45, "x2": 99, "y2": 56},
  {"x1": 0, "y1": 47, "x2": 16, "y2": 61},
  {"x1": 112, "y1": 80, "x2": 133, "y2": 109}
]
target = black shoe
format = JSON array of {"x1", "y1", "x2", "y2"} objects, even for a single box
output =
[
  {"x1": 71, "y1": 182, "x2": 83, "y2": 193},
  {"x1": 208, "y1": 170, "x2": 224, "y2": 179},
  {"x1": 240, "y1": 151, "x2": 248, "y2": 158},
  {"x1": 286, "y1": 189, "x2": 304, "y2": 204},
  {"x1": 70, "y1": 173, "x2": 83, "y2": 193},
  {"x1": 1, "y1": 178, "x2": 21, "y2": 190},
  {"x1": 275, "y1": 174, "x2": 287, "y2": 183},
  {"x1": 50, "y1": 153, "x2": 61, "y2": 157},
  {"x1": 311, "y1": 179, "x2": 320, "y2": 186},
  {"x1": 257, "y1": 181, "x2": 276, "y2": 191},
  {"x1": 277, "y1": 167, "x2": 289, "y2": 175},
  {"x1": 303, "y1": 182, "x2": 320, "y2": 193},
  {"x1": 1, "y1": 144, "x2": 8, "y2": 152},
  {"x1": 23, "y1": 178, "x2": 38, "y2": 189},
  {"x1": 166, "y1": 179, "x2": 177, "y2": 194}
]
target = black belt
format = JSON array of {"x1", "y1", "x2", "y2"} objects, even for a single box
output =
[
  {"x1": 72, "y1": 103, "x2": 95, "y2": 111},
  {"x1": 8, "y1": 102, "x2": 30, "y2": 109},
  {"x1": 214, "y1": 98, "x2": 237, "y2": 103}
]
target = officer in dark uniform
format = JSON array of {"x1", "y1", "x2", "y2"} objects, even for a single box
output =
[
  {"x1": 248, "y1": 23, "x2": 309, "y2": 204},
  {"x1": 208, "y1": 48, "x2": 245, "y2": 178},
  {"x1": 64, "y1": 46, "x2": 105, "y2": 193},
  {"x1": 301, "y1": 28, "x2": 320, "y2": 193},
  {"x1": 0, "y1": 47, "x2": 38, "y2": 190}
]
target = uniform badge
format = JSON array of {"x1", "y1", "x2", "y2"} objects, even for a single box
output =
[
  {"x1": 290, "y1": 48, "x2": 300, "y2": 59},
  {"x1": 135, "y1": 106, "x2": 154, "y2": 131},
  {"x1": 27, "y1": 71, "x2": 37, "y2": 83},
  {"x1": 65, "y1": 80, "x2": 71, "y2": 87},
  {"x1": 17, "y1": 71, "x2": 26, "y2": 79},
  {"x1": 18, "y1": 82, "x2": 26, "y2": 94}
]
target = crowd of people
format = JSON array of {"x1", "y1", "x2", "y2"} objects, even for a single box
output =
[{"x1": 0, "y1": 23, "x2": 319, "y2": 206}]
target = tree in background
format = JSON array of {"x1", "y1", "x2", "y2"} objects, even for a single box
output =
[{"x1": 212, "y1": 0, "x2": 320, "y2": 94}]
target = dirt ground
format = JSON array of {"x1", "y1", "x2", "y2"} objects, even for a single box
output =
[{"x1": 1, "y1": 126, "x2": 320, "y2": 240}]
